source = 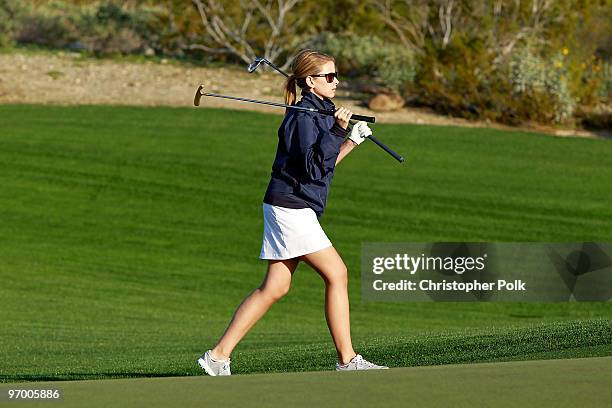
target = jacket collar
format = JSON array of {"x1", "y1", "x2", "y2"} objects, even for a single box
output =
[{"x1": 301, "y1": 89, "x2": 335, "y2": 111}]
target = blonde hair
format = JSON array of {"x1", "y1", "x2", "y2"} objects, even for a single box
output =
[{"x1": 284, "y1": 49, "x2": 335, "y2": 106}]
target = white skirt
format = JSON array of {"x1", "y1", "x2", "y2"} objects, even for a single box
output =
[{"x1": 259, "y1": 203, "x2": 332, "y2": 260}]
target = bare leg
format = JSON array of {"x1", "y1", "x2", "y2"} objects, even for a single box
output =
[
  {"x1": 210, "y1": 258, "x2": 299, "y2": 360},
  {"x1": 301, "y1": 246, "x2": 357, "y2": 365}
]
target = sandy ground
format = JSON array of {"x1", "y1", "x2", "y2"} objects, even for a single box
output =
[{"x1": 0, "y1": 52, "x2": 602, "y2": 138}]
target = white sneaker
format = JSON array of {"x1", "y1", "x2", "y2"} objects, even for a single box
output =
[
  {"x1": 336, "y1": 354, "x2": 388, "y2": 371},
  {"x1": 197, "y1": 350, "x2": 231, "y2": 376}
]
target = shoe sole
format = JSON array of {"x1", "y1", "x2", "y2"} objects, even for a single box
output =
[{"x1": 197, "y1": 357, "x2": 217, "y2": 376}]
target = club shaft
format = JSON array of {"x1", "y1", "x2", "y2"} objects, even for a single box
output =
[
  {"x1": 202, "y1": 92, "x2": 308, "y2": 110},
  {"x1": 263, "y1": 60, "x2": 289, "y2": 77},
  {"x1": 368, "y1": 135, "x2": 404, "y2": 163}
]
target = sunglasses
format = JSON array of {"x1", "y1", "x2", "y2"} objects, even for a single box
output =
[{"x1": 309, "y1": 72, "x2": 339, "y2": 83}]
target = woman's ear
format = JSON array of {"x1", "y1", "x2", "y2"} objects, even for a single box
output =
[{"x1": 305, "y1": 75, "x2": 315, "y2": 89}]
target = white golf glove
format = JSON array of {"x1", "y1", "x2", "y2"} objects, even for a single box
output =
[{"x1": 348, "y1": 121, "x2": 372, "y2": 145}]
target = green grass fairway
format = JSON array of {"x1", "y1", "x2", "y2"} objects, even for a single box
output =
[
  {"x1": 0, "y1": 104, "x2": 611, "y2": 382},
  {"x1": 3, "y1": 357, "x2": 611, "y2": 408}
]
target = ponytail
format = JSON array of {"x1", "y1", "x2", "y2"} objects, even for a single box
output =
[{"x1": 284, "y1": 75, "x2": 297, "y2": 106}]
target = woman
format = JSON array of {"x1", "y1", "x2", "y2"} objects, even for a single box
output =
[{"x1": 198, "y1": 49, "x2": 387, "y2": 376}]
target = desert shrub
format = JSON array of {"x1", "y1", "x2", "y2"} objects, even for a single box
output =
[
  {"x1": 8, "y1": 1, "x2": 166, "y2": 56},
  {"x1": 414, "y1": 36, "x2": 507, "y2": 122},
  {"x1": 73, "y1": 3, "x2": 144, "y2": 54},
  {"x1": 413, "y1": 39, "x2": 586, "y2": 125},
  {"x1": 15, "y1": 3, "x2": 78, "y2": 49},
  {"x1": 0, "y1": 0, "x2": 25, "y2": 47},
  {"x1": 578, "y1": 58, "x2": 612, "y2": 103},
  {"x1": 507, "y1": 47, "x2": 576, "y2": 123},
  {"x1": 313, "y1": 32, "x2": 417, "y2": 94},
  {"x1": 372, "y1": 0, "x2": 610, "y2": 126}
]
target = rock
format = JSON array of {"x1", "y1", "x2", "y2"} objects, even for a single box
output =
[
  {"x1": 144, "y1": 47, "x2": 155, "y2": 57},
  {"x1": 368, "y1": 93, "x2": 405, "y2": 112}
]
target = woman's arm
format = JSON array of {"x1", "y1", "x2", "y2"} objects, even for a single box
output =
[{"x1": 335, "y1": 139, "x2": 357, "y2": 165}]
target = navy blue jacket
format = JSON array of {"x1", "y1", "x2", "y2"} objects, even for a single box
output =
[{"x1": 263, "y1": 90, "x2": 348, "y2": 217}]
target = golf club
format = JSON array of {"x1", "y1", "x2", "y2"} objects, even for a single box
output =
[
  {"x1": 194, "y1": 85, "x2": 376, "y2": 123},
  {"x1": 194, "y1": 85, "x2": 404, "y2": 163},
  {"x1": 247, "y1": 57, "x2": 289, "y2": 78}
]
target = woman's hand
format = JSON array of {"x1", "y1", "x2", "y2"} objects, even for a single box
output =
[
  {"x1": 334, "y1": 107, "x2": 353, "y2": 129},
  {"x1": 348, "y1": 121, "x2": 372, "y2": 146}
]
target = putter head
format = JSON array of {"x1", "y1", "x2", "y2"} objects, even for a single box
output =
[
  {"x1": 194, "y1": 85, "x2": 204, "y2": 106},
  {"x1": 247, "y1": 57, "x2": 264, "y2": 73}
]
